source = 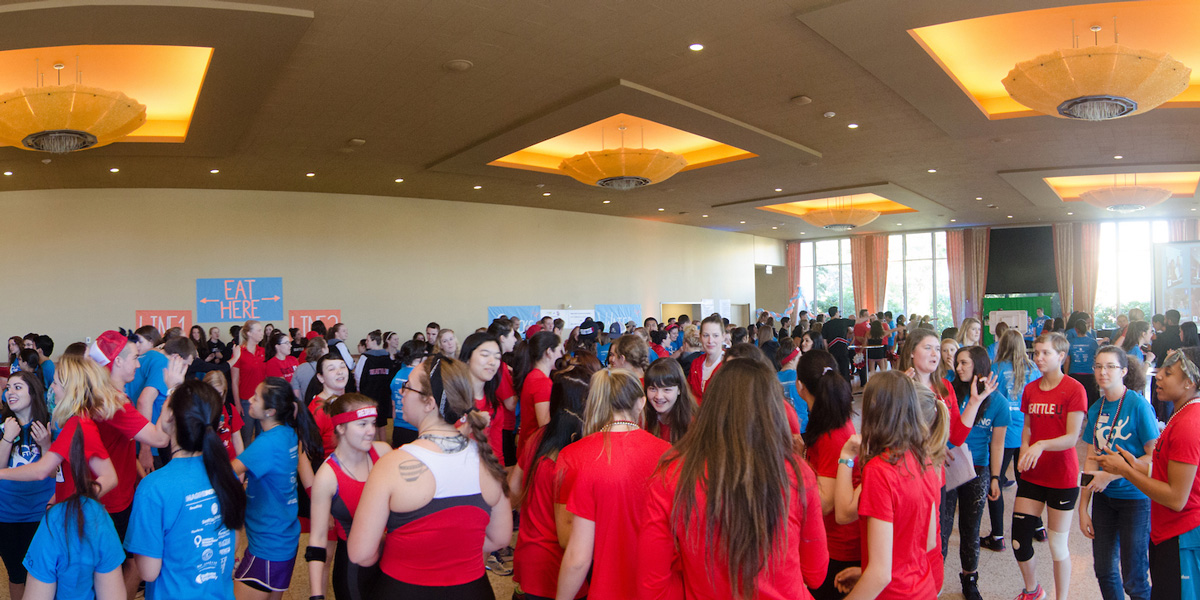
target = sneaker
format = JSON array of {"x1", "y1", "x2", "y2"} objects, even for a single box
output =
[
  {"x1": 1014, "y1": 584, "x2": 1046, "y2": 600},
  {"x1": 497, "y1": 545, "x2": 514, "y2": 560},
  {"x1": 980, "y1": 535, "x2": 1007, "y2": 552},
  {"x1": 1003, "y1": 479, "x2": 1017, "y2": 489},
  {"x1": 485, "y1": 552, "x2": 513, "y2": 576},
  {"x1": 1033, "y1": 527, "x2": 1048, "y2": 542},
  {"x1": 960, "y1": 572, "x2": 983, "y2": 600}
]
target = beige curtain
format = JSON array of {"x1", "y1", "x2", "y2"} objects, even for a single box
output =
[
  {"x1": 947, "y1": 230, "x2": 966, "y2": 324},
  {"x1": 1078, "y1": 223, "x2": 1101, "y2": 316},
  {"x1": 964, "y1": 228, "x2": 990, "y2": 322},
  {"x1": 1170, "y1": 218, "x2": 1200, "y2": 242},
  {"x1": 850, "y1": 234, "x2": 888, "y2": 313},
  {"x1": 1053, "y1": 223, "x2": 1074, "y2": 316}
]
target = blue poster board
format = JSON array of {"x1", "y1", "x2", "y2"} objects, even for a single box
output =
[
  {"x1": 487, "y1": 305, "x2": 541, "y2": 326},
  {"x1": 196, "y1": 277, "x2": 284, "y2": 322},
  {"x1": 595, "y1": 304, "x2": 642, "y2": 328}
]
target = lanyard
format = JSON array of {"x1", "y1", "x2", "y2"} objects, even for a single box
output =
[{"x1": 1093, "y1": 388, "x2": 1126, "y2": 453}]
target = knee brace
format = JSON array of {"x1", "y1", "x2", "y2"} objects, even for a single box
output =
[
  {"x1": 1011, "y1": 513, "x2": 1036, "y2": 562},
  {"x1": 1048, "y1": 529, "x2": 1070, "y2": 561}
]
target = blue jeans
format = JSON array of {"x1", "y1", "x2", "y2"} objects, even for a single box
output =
[{"x1": 1091, "y1": 492, "x2": 1151, "y2": 600}]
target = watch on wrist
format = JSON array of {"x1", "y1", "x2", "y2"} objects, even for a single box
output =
[{"x1": 838, "y1": 457, "x2": 854, "y2": 469}]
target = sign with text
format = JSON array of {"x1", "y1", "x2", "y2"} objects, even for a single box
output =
[
  {"x1": 289, "y1": 310, "x2": 341, "y2": 334},
  {"x1": 540, "y1": 309, "x2": 595, "y2": 331},
  {"x1": 196, "y1": 277, "x2": 284, "y2": 322},
  {"x1": 135, "y1": 310, "x2": 192, "y2": 333}
]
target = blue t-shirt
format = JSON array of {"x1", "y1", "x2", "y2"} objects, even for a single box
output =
[
  {"x1": 961, "y1": 393, "x2": 1011, "y2": 467},
  {"x1": 40, "y1": 359, "x2": 55, "y2": 392},
  {"x1": 668, "y1": 336, "x2": 683, "y2": 353},
  {"x1": 239, "y1": 425, "x2": 299, "y2": 561},
  {"x1": 126, "y1": 350, "x2": 169, "y2": 454},
  {"x1": 23, "y1": 497, "x2": 125, "y2": 599},
  {"x1": 1068, "y1": 334, "x2": 1099, "y2": 374},
  {"x1": 0, "y1": 423, "x2": 56, "y2": 522},
  {"x1": 1082, "y1": 389, "x2": 1159, "y2": 500},
  {"x1": 389, "y1": 365, "x2": 417, "y2": 431},
  {"x1": 596, "y1": 343, "x2": 611, "y2": 365},
  {"x1": 776, "y1": 370, "x2": 808, "y2": 434},
  {"x1": 648, "y1": 348, "x2": 660, "y2": 362},
  {"x1": 124, "y1": 456, "x2": 236, "y2": 599},
  {"x1": 1128, "y1": 346, "x2": 1146, "y2": 363},
  {"x1": 993, "y1": 360, "x2": 1040, "y2": 448},
  {"x1": 1034, "y1": 315, "x2": 1050, "y2": 336},
  {"x1": 986, "y1": 342, "x2": 998, "y2": 361}
]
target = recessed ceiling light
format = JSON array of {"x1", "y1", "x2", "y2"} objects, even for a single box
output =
[
  {"x1": 109, "y1": 168, "x2": 119, "y2": 173},
  {"x1": 543, "y1": 192, "x2": 551, "y2": 196},
  {"x1": 740, "y1": 221, "x2": 746, "y2": 224},
  {"x1": 2, "y1": 171, "x2": 11, "y2": 176},
  {"x1": 823, "y1": 111, "x2": 836, "y2": 118},
  {"x1": 975, "y1": 197, "x2": 982, "y2": 200},
  {"x1": 800, "y1": 232, "x2": 806, "y2": 235},
  {"x1": 209, "y1": 169, "x2": 219, "y2": 174},
  {"x1": 658, "y1": 208, "x2": 665, "y2": 211},
  {"x1": 473, "y1": 185, "x2": 482, "y2": 190},
  {"x1": 927, "y1": 169, "x2": 937, "y2": 173},
  {"x1": 603, "y1": 200, "x2": 611, "y2": 204},
  {"x1": 847, "y1": 123, "x2": 859, "y2": 129},
  {"x1": 702, "y1": 214, "x2": 709, "y2": 217},
  {"x1": 689, "y1": 43, "x2": 704, "y2": 51},
  {"x1": 394, "y1": 178, "x2": 404, "y2": 183},
  {"x1": 1067, "y1": 212, "x2": 1074, "y2": 215},
  {"x1": 772, "y1": 226, "x2": 778, "y2": 229},
  {"x1": 775, "y1": 188, "x2": 782, "y2": 192},
  {"x1": 1193, "y1": 208, "x2": 1197, "y2": 212},
  {"x1": 896, "y1": 222, "x2": 902, "y2": 226},
  {"x1": 950, "y1": 219, "x2": 957, "y2": 222},
  {"x1": 1007, "y1": 215, "x2": 1013, "y2": 219},
  {"x1": 305, "y1": 172, "x2": 315, "y2": 177},
  {"x1": 1114, "y1": 155, "x2": 1124, "y2": 159}
]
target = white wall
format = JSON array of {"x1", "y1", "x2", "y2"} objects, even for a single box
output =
[{"x1": 2, "y1": 188, "x2": 758, "y2": 346}]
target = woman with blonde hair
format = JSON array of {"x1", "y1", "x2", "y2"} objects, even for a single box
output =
[
  {"x1": 231, "y1": 319, "x2": 266, "y2": 442},
  {"x1": 348, "y1": 357, "x2": 511, "y2": 598},
  {"x1": 956, "y1": 318, "x2": 982, "y2": 348},
  {"x1": 639, "y1": 357, "x2": 827, "y2": 598},
  {"x1": 556, "y1": 369, "x2": 671, "y2": 599}
]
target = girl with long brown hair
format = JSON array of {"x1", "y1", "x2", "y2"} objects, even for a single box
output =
[
  {"x1": 639, "y1": 358, "x2": 827, "y2": 598},
  {"x1": 348, "y1": 357, "x2": 511, "y2": 599},
  {"x1": 556, "y1": 368, "x2": 670, "y2": 600},
  {"x1": 899, "y1": 329, "x2": 973, "y2": 448},
  {"x1": 642, "y1": 357, "x2": 697, "y2": 444}
]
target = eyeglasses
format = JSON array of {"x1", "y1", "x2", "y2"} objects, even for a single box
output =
[
  {"x1": 401, "y1": 383, "x2": 430, "y2": 397},
  {"x1": 1093, "y1": 364, "x2": 1125, "y2": 372}
]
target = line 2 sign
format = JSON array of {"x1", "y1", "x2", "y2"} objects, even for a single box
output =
[
  {"x1": 289, "y1": 310, "x2": 341, "y2": 333},
  {"x1": 196, "y1": 277, "x2": 283, "y2": 322}
]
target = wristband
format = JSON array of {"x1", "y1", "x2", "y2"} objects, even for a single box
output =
[
  {"x1": 304, "y1": 546, "x2": 327, "y2": 563},
  {"x1": 310, "y1": 596, "x2": 325, "y2": 600}
]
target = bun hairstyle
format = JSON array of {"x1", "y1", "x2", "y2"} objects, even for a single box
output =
[
  {"x1": 612, "y1": 334, "x2": 649, "y2": 371},
  {"x1": 241, "y1": 319, "x2": 261, "y2": 343},
  {"x1": 420, "y1": 357, "x2": 508, "y2": 494},
  {"x1": 169, "y1": 380, "x2": 247, "y2": 530},
  {"x1": 259, "y1": 377, "x2": 324, "y2": 467},
  {"x1": 798, "y1": 350, "x2": 853, "y2": 446},
  {"x1": 265, "y1": 331, "x2": 290, "y2": 361}
]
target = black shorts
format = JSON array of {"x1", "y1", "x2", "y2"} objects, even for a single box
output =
[
  {"x1": 1015, "y1": 479, "x2": 1079, "y2": 511},
  {"x1": 0, "y1": 521, "x2": 41, "y2": 584},
  {"x1": 502, "y1": 429, "x2": 517, "y2": 466}
]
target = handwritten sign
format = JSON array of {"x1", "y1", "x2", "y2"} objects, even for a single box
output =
[
  {"x1": 289, "y1": 310, "x2": 341, "y2": 334},
  {"x1": 196, "y1": 277, "x2": 283, "y2": 322},
  {"x1": 135, "y1": 310, "x2": 191, "y2": 333}
]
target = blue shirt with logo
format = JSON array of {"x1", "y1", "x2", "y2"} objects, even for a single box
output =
[
  {"x1": 126, "y1": 350, "x2": 169, "y2": 455},
  {"x1": 389, "y1": 365, "x2": 417, "y2": 431},
  {"x1": 1068, "y1": 334, "x2": 1099, "y2": 374},
  {"x1": 961, "y1": 393, "x2": 1011, "y2": 467},
  {"x1": 993, "y1": 360, "x2": 1040, "y2": 448},
  {"x1": 596, "y1": 343, "x2": 611, "y2": 365},
  {"x1": 1083, "y1": 389, "x2": 1159, "y2": 500},
  {"x1": 239, "y1": 425, "x2": 299, "y2": 561},
  {"x1": 23, "y1": 497, "x2": 124, "y2": 600},
  {"x1": 776, "y1": 370, "x2": 808, "y2": 434},
  {"x1": 124, "y1": 456, "x2": 236, "y2": 599},
  {"x1": 0, "y1": 423, "x2": 55, "y2": 522}
]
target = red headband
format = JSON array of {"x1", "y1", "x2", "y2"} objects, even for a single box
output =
[
  {"x1": 784, "y1": 348, "x2": 800, "y2": 365},
  {"x1": 331, "y1": 406, "x2": 377, "y2": 426}
]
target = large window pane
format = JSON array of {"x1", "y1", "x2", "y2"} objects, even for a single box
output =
[
  {"x1": 840, "y1": 239, "x2": 852, "y2": 264},
  {"x1": 800, "y1": 266, "x2": 815, "y2": 309},
  {"x1": 801, "y1": 242, "x2": 814, "y2": 269},
  {"x1": 1095, "y1": 222, "x2": 1120, "y2": 328},
  {"x1": 1118, "y1": 221, "x2": 1153, "y2": 322},
  {"x1": 906, "y1": 233, "x2": 932, "y2": 260},
  {"x1": 1152, "y1": 220, "x2": 1169, "y2": 244},
  {"x1": 934, "y1": 231, "x2": 947, "y2": 259},
  {"x1": 886, "y1": 260, "x2": 906, "y2": 316},
  {"x1": 815, "y1": 240, "x2": 839, "y2": 265},
  {"x1": 889, "y1": 234, "x2": 903, "y2": 260},
  {"x1": 906, "y1": 259, "x2": 934, "y2": 322},
  {"x1": 842, "y1": 263, "x2": 855, "y2": 313},
  {"x1": 815, "y1": 266, "x2": 841, "y2": 314},
  {"x1": 935, "y1": 259, "x2": 951, "y2": 330}
]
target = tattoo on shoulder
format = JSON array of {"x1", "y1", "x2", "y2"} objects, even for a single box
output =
[{"x1": 398, "y1": 460, "x2": 428, "y2": 482}]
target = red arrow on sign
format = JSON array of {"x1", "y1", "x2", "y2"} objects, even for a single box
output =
[
  {"x1": 259, "y1": 296, "x2": 281, "y2": 302},
  {"x1": 199, "y1": 298, "x2": 219, "y2": 304}
]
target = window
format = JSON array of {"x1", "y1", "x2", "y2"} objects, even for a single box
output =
[
  {"x1": 1094, "y1": 220, "x2": 1169, "y2": 328},
  {"x1": 800, "y1": 238, "x2": 853, "y2": 315},
  {"x1": 884, "y1": 232, "x2": 951, "y2": 329}
]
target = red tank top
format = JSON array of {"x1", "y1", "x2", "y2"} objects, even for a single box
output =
[{"x1": 328, "y1": 446, "x2": 381, "y2": 541}]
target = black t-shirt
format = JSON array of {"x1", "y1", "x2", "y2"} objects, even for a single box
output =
[{"x1": 206, "y1": 340, "x2": 227, "y2": 362}]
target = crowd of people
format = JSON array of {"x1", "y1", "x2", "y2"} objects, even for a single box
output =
[{"x1": 0, "y1": 305, "x2": 1197, "y2": 600}]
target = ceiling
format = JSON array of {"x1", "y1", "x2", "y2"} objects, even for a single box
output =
[{"x1": 0, "y1": 0, "x2": 1199, "y2": 240}]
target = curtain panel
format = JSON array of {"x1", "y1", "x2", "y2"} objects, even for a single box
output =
[
  {"x1": 1052, "y1": 223, "x2": 1074, "y2": 314},
  {"x1": 964, "y1": 227, "x2": 990, "y2": 322},
  {"x1": 1170, "y1": 218, "x2": 1200, "y2": 242},
  {"x1": 786, "y1": 241, "x2": 803, "y2": 321},
  {"x1": 850, "y1": 234, "x2": 889, "y2": 314},
  {"x1": 1077, "y1": 223, "x2": 1101, "y2": 315},
  {"x1": 947, "y1": 230, "x2": 966, "y2": 325}
]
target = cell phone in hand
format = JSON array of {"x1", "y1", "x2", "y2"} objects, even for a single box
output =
[{"x1": 1080, "y1": 473, "x2": 1095, "y2": 486}]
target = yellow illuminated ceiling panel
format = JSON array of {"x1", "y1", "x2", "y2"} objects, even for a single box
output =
[
  {"x1": 489, "y1": 113, "x2": 756, "y2": 175},
  {"x1": 0, "y1": 44, "x2": 213, "y2": 142},
  {"x1": 757, "y1": 193, "x2": 916, "y2": 218},
  {"x1": 910, "y1": 0, "x2": 1200, "y2": 119},
  {"x1": 1044, "y1": 172, "x2": 1200, "y2": 201}
]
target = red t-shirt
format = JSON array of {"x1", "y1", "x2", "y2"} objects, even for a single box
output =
[
  {"x1": 857, "y1": 451, "x2": 942, "y2": 600},
  {"x1": 49, "y1": 416, "x2": 110, "y2": 503},
  {"x1": 264, "y1": 355, "x2": 300, "y2": 383},
  {"x1": 1020, "y1": 376, "x2": 1087, "y2": 489},
  {"x1": 473, "y1": 396, "x2": 506, "y2": 463},
  {"x1": 518, "y1": 369, "x2": 552, "y2": 453},
  {"x1": 309, "y1": 396, "x2": 336, "y2": 457},
  {"x1": 935, "y1": 384, "x2": 969, "y2": 447},
  {"x1": 513, "y1": 429, "x2": 587, "y2": 599},
  {"x1": 558, "y1": 429, "x2": 670, "y2": 599},
  {"x1": 638, "y1": 457, "x2": 827, "y2": 599},
  {"x1": 234, "y1": 345, "x2": 267, "y2": 401},
  {"x1": 94, "y1": 402, "x2": 151, "y2": 513},
  {"x1": 500, "y1": 365, "x2": 517, "y2": 431},
  {"x1": 1151, "y1": 402, "x2": 1200, "y2": 543},
  {"x1": 687, "y1": 355, "x2": 722, "y2": 403},
  {"x1": 220, "y1": 402, "x2": 245, "y2": 460},
  {"x1": 853, "y1": 321, "x2": 870, "y2": 346},
  {"x1": 806, "y1": 420, "x2": 862, "y2": 562}
]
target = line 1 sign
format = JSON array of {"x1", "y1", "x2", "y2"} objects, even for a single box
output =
[{"x1": 196, "y1": 277, "x2": 283, "y2": 322}]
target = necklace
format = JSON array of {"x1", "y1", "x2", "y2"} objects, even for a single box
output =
[
  {"x1": 1094, "y1": 387, "x2": 1126, "y2": 453},
  {"x1": 602, "y1": 420, "x2": 640, "y2": 432},
  {"x1": 1165, "y1": 396, "x2": 1200, "y2": 432},
  {"x1": 418, "y1": 431, "x2": 469, "y2": 453}
]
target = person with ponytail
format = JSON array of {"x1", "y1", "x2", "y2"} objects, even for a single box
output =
[
  {"x1": 798, "y1": 350, "x2": 860, "y2": 600},
  {"x1": 509, "y1": 360, "x2": 597, "y2": 600},
  {"x1": 21, "y1": 408, "x2": 126, "y2": 600},
  {"x1": 203, "y1": 370, "x2": 244, "y2": 459},
  {"x1": 943, "y1": 346, "x2": 1004, "y2": 600},
  {"x1": 639, "y1": 358, "x2": 827, "y2": 598},
  {"x1": 348, "y1": 356, "x2": 512, "y2": 599},
  {"x1": 642, "y1": 357, "x2": 697, "y2": 444},
  {"x1": 517, "y1": 331, "x2": 563, "y2": 453},
  {"x1": 307, "y1": 394, "x2": 391, "y2": 600},
  {"x1": 555, "y1": 368, "x2": 671, "y2": 599},
  {"x1": 388, "y1": 340, "x2": 428, "y2": 448},
  {"x1": 459, "y1": 333, "x2": 511, "y2": 466},
  {"x1": 230, "y1": 377, "x2": 323, "y2": 599},
  {"x1": 486, "y1": 319, "x2": 520, "y2": 468},
  {"x1": 231, "y1": 320, "x2": 267, "y2": 443},
  {"x1": 776, "y1": 336, "x2": 808, "y2": 429},
  {"x1": 608, "y1": 334, "x2": 650, "y2": 379},
  {"x1": 834, "y1": 371, "x2": 947, "y2": 600},
  {"x1": 687, "y1": 314, "x2": 726, "y2": 402},
  {"x1": 124, "y1": 380, "x2": 247, "y2": 600},
  {"x1": 0, "y1": 372, "x2": 54, "y2": 600},
  {"x1": 1078, "y1": 347, "x2": 1156, "y2": 600}
]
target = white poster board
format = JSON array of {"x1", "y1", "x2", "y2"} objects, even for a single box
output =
[
  {"x1": 718, "y1": 299, "x2": 732, "y2": 321},
  {"x1": 988, "y1": 310, "x2": 1029, "y2": 337},
  {"x1": 540, "y1": 309, "x2": 595, "y2": 330},
  {"x1": 700, "y1": 299, "x2": 716, "y2": 318}
]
